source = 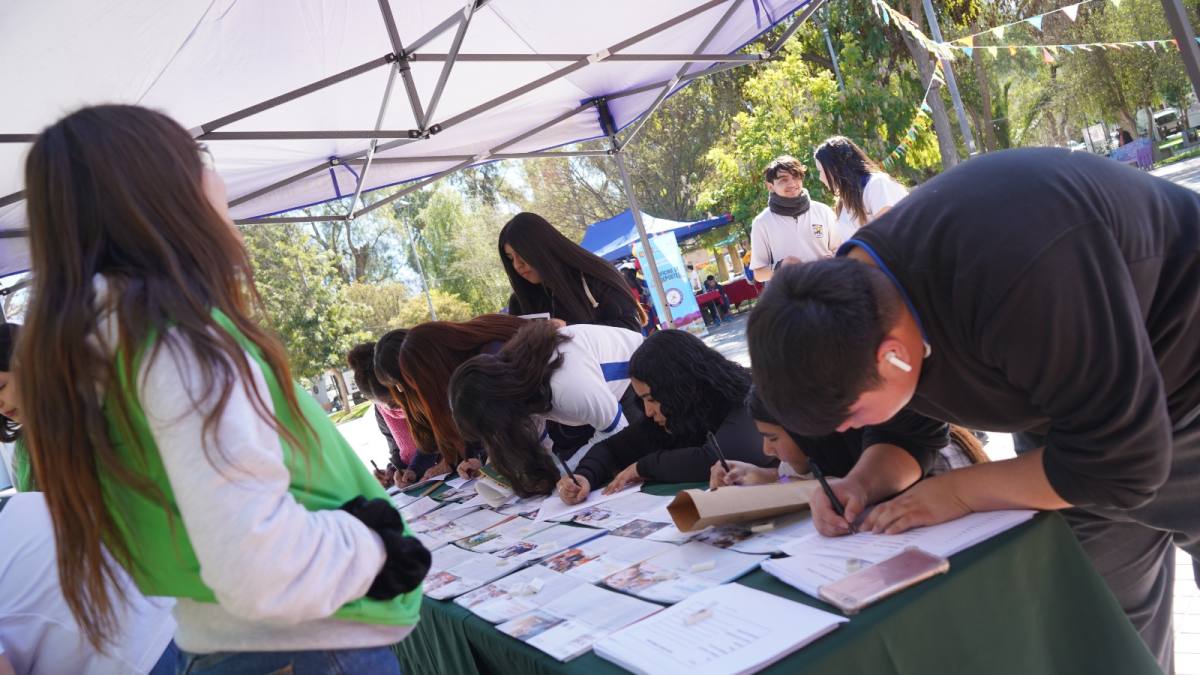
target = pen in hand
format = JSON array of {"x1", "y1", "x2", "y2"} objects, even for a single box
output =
[
  {"x1": 707, "y1": 431, "x2": 731, "y2": 472},
  {"x1": 551, "y1": 449, "x2": 580, "y2": 487},
  {"x1": 810, "y1": 460, "x2": 858, "y2": 534}
]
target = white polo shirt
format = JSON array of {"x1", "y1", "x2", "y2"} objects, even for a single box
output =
[
  {"x1": 544, "y1": 324, "x2": 643, "y2": 441},
  {"x1": 748, "y1": 200, "x2": 839, "y2": 272},
  {"x1": 833, "y1": 173, "x2": 909, "y2": 245},
  {"x1": 0, "y1": 493, "x2": 176, "y2": 675}
]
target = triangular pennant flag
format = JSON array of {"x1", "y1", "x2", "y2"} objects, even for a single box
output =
[
  {"x1": 1063, "y1": 3, "x2": 1080, "y2": 21},
  {"x1": 991, "y1": 26, "x2": 1005, "y2": 40},
  {"x1": 987, "y1": 46, "x2": 999, "y2": 57},
  {"x1": 1048, "y1": 45, "x2": 1060, "y2": 54},
  {"x1": 881, "y1": 6, "x2": 890, "y2": 25},
  {"x1": 1042, "y1": 47, "x2": 1056, "y2": 63},
  {"x1": 1062, "y1": 44, "x2": 1075, "y2": 53},
  {"x1": 1009, "y1": 45, "x2": 1018, "y2": 56},
  {"x1": 960, "y1": 36, "x2": 976, "y2": 47},
  {"x1": 920, "y1": 101, "x2": 932, "y2": 113},
  {"x1": 963, "y1": 46, "x2": 974, "y2": 58},
  {"x1": 908, "y1": 128, "x2": 918, "y2": 140},
  {"x1": 1170, "y1": 39, "x2": 1179, "y2": 47},
  {"x1": 1026, "y1": 15, "x2": 1044, "y2": 31},
  {"x1": 1028, "y1": 46, "x2": 1041, "y2": 55}
]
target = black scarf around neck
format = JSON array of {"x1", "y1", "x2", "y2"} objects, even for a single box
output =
[{"x1": 768, "y1": 190, "x2": 811, "y2": 218}]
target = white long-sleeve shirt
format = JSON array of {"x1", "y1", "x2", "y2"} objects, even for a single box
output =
[{"x1": 93, "y1": 279, "x2": 411, "y2": 652}]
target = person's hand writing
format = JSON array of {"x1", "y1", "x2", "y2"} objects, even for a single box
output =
[
  {"x1": 422, "y1": 461, "x2": 450, "y2": 482},
  {"x1": 457, "y1": 458, "x2": 483, "y2": 480},
  {"x1": 862, "y1": 475, "x2": 971, "y2": 534},
  {"x1": 557, "y1": 474, "x2": 591, "y2": 505},
  {"x1": 604, "y1": 463, "x2": 642, "y2": 494},
  {"x1": 708, "y1": 460, "x2": 774, "y2": 489},
  {"x1": 809, "y1": 476, "x2": 870, "y2": 537},
  {"x1": 395, "y1": 469, "x2": 417, "y2": 488}
]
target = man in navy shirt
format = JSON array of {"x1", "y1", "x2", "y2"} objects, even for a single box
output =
[{"x1": 748, "y1": 148, "x2": 1200, "y2": 671}]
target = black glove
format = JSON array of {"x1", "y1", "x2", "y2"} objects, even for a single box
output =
[{"x1": 340, "y1": 496, "x2": 432, "y2": 599}]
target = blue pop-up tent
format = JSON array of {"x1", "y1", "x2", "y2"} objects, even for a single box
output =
[{"x1": 580, "y1": 209, "x2": 733, "y2": 262}]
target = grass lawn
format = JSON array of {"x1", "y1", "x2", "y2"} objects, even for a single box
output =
[
  {"x1": 1155, "y1": 145, "x2": 1200, "y2": 169},
  {"x1": 330, "y1": 400, "x2": 372, "y2": 425}
]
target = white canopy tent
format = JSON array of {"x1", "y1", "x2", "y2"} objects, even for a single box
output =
[{"x1": 0, "y1": 0, "x2": 823, "y2": 323}]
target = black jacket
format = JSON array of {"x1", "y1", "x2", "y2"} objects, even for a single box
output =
[
  {"x1": 574, "y1": 407, "x2": 772, "y2": 488},
  {"x1": 506, "y1": 273, "x2": 642, "y2": 332},
  {"x1": 790, "y1": 408, "x2": 949, "y2": 478}
]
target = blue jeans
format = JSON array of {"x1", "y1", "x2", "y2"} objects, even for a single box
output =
[{"x1": 177, "y1": 646, "x2": 401, "y2": 675}]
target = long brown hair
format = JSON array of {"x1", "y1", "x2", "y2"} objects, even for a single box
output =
[
  {"x1": 500, "y1": 212, "x2": 646, "y2": 327},
  {"x1": 376, "y1": 314, "x2": 525, "y2": 465},
  {"x1": 814, "y1": 135, "x2": 885, "y2": 226},
  {"x1": 448, "y1": 320, "x2": 566, "y2": 496},
  {"x1": 18, "y1": 105, "x2": 309, "y2": 648}
]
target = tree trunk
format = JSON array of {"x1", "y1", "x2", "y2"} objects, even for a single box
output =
[
  {"x1": 727, "y1": 244, "x2": 744, "y2": 274},
  {"x1": 714, "y1": 250, "x2": 730, "y2": 282},
  {"x1": 903, "y1": 0, "x2": 959, "y2": 170},
  {"x1": 970, "y1": 25, "x2": 999, "y2": 153},
  {"x1": 330, "y1": 368, "x2": 352, "y2": 412}
]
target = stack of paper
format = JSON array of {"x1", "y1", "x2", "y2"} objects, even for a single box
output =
[
  {"x1": 594, "y1": 583, "x2": 847, "y2": 675},
  {"x1": 478, "y1": 522, "x2": 603, "y2": 567},
  {"x1": 764, "y1": 510, "x2": 1036, "y2": 597},
  {"x1": 455, "y1": 566, "x2": 588, "y2": 623},
  {"x1": 423, "y1": 546, "x2": 524, "y2": 600},
  {"x1": 455, "y1": 517, "x2": 556, "y2": 553},
  {"x1": 497, "y1": 583, "x2": 661, "y2": 662},
  {"x1": 540, "y1": 535, "x2": 675, "y2": 584},
  {"x1": 601, "y1": 542, "x2": 767, "y2": 604}
]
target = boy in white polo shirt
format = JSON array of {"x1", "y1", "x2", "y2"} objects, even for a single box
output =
[{"x1": 749, "y1": 155, "x2": 839, "y2": 281}]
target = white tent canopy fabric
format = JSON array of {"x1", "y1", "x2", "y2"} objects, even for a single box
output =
[{"x1": 0, "y1": 0, "x2": 818, "y2": 278}]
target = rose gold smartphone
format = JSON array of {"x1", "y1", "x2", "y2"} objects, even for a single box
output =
[{"x1": 818, "y1": 547, "x2": 950, "y2": 615}]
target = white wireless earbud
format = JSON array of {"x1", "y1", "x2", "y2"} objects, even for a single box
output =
[{"x1": 885, "y1": 352, "x2": 913, "y2": 373}]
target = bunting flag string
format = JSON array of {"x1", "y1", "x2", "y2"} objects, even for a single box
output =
[
  {"x1": 869, "y1": 0, "x2": 954, "y2": 60},
  {"x1": 948, "y1": 0, "x2": 1111, "y2": 46},
  {"x1": 880, "y1": 61, "x2": 943, "y2": 171},
  {"x1": 943, "y1": 36, "x2": 1186, "y2": 60}
]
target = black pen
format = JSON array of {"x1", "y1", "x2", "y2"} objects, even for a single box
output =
[
  {"x1": 810, "y1": 461, "x2": 857, "y2": 534},
  {"x1": 551, "y1": 450, "x2": 580, "y2": 487},
  {"x1": 707, "y1": 431, "x2": 730, "y2": 472}
]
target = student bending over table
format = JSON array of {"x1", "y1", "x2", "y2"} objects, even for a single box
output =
[
  {"x1": 557, "y1": 330, "x2": 774, "y2": 505},
  {"x1": 712, "y1": 389, "x2": 985, "y2": 533},
  {"x1": 375, "y1": 314, "x2": 525, "y2": 480},
  {"x1": 16, "y1": 105, "x2": 428, "y2": 673},
  {"x1": 346, "y1": 341, "x2": 440, "y2": 488},
  {"x1": 449, "y1": 321, "x2": 644, "y2": 497}
]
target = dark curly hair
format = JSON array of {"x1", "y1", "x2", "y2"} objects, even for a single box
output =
[
  {"x1": 628, "y1": 330, "x2": 751, "y2": 445},
  {"x1": 0, "y1": 323, "x2": 20, "y2": 443},
  {"x1": 448, "y1": 321, "x2": 565, "y2": 497}
]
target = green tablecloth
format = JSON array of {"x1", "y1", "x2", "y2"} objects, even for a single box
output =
[{"x1": 394, "y1": 483, "x2": 1161, "y2": 675}]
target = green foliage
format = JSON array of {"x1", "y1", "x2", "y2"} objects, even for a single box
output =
[
  {"x1": 343, "y1": 282, "x2": 410, "y2": 335},
  {"x1": 395, "y1": 288, "x2": 477, "y2": 326},
  {"x1": 241, "y1": 223, "x2": 371, "y2": 380}
]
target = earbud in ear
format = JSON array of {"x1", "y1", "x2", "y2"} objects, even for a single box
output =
[{"x1": 885, "y1": 352, "x2": 913, "y2": 373}]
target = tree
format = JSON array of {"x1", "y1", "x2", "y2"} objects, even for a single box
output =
[
  {"x1": 241, "y1": 223, "x2": 370, "y2": 404},
  {"x1": 300, "y1": 203, "x2": 406, "y2": 285},
  {"x1": 343, "y1": 282, "x2": 410, "y2": 336}
]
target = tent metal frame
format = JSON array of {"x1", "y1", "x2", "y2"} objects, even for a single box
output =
[{"x1": 0, "y1": 0, "x2": 826, "y2": 327}]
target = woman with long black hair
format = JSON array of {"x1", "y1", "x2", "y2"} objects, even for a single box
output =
[
  {"x1": 813, "y1": 136, "x2": 908, "y2": 244},
  {"x1": 557, "y1": 330, "x2": 773, "y2": 504},
  {"x1": 500, "y1": 212, "x2": 645, "y2": 332},
  {"x1": 448, "y1": 320, "x2": 644, "y2": 497}
]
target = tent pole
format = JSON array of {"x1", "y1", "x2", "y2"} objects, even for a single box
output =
[
  {"x1": 617, "y1": 0, "x2": 745, "y2": 151},
  {"x1": 194, "y1": 55, "x2": 394, "y2": 136},
  {"x1": 612, "y1": 146, "x2": 674, "y2": 329},
  {"x1": 433, "y1": 0, "x2": 731, "y2": 136},
  {"x1": 229, "y1": 162, "x2": 334, "y2": 208},
  {"x1": 377, "y1": 0, "x2": 427, "y2": 127},
  {"x1": 346, "y1": 61, "x2": 402, "y2": 219},
  {"x1": 401, "y1": 209, "x2": 438, "y2": 320},
  {"x1": 406, "y1": 0, "x2": 492, "y2": 54},
  {"x1": 422, "y1": 2, "x2": 476, "y2": 128}
]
